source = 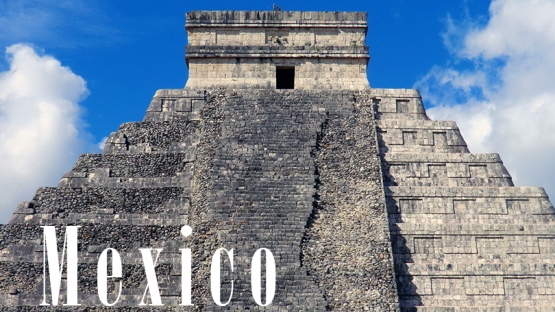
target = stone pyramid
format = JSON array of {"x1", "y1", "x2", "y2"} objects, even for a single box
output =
[{"x1": 1, "y1": 10, "x2": 554, "y2": 311}]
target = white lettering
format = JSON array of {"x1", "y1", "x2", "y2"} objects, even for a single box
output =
[
  {"x1": 40, "y1": 226, "x2": 80, "y2": 306},
  {"x1": 210, "y1": 248, "x2": 234, "y2": 306},
  {"x1": 180, "y1": 248, "x2": 193, "y2": 306},
  {"x1": 97, "y1": 248, "x2": 122, "y2": 306},
  {"x1": 138, "y1": 248, "x2": 163, "y2": 306},
  {"x1": 251, "y1": 248, "x2": 276, "y2": 306}
]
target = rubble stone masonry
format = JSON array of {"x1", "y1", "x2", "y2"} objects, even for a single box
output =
[{"x1": 1, "y1": 10, "x2": 554, "y2": 312}]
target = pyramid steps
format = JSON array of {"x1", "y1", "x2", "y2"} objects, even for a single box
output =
[{"x1": 373, "y1": 88, "x2": 555, "y2": 310}]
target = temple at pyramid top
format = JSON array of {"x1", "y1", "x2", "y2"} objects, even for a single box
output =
[{"x1": 184, "y1": 11, "x2": 370, "y2": 90}]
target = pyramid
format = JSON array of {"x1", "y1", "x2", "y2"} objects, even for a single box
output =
[{"x1": 1, "y1": 10, "x2": 554, "y2": 311}]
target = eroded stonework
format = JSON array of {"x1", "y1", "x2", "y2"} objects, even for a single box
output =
[
  {"x1": 375, "y1": 89, "x2": 555, "y2": 311},
  {"x1": 1, "y1": 10, "x2": 554, "y2": 312},
  {"x1": 0, "y1": 87, "x2": 399, "y2": 311},
  {"x1": 185, "y1": 11, "x2": 370, "y2": 90}
]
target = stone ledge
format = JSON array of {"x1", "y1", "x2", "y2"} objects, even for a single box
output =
[
  {"x1": 386, "y1": 186, "x2": 548, "y2": 197},
  {"x1": 378, "y1": 119, "x2": 460, "y2": 129},
  {"x1": 371, "y1": 88, "x2": 421, "y2": 97},
  {"x1": 186, "y1": 11, "x2": 368, "y2": 27},
  {"x1": 186, "y1": 45, "x2": 369, "y2": 59},
  {"x1": 384, "y1": 152, "x2": 504, "y2": 163}
]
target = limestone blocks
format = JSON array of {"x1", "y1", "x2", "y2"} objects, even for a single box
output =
[
  {"x1": 377, "y1": 88, "x2": 555, "y2": 310},
  {"x1": 184, "y1": 11, "x2": 371, "y2": 90}
]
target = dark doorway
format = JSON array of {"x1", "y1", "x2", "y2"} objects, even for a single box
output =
[{"x1": 276, "y1": 66, "x2": 295, "y2": 89}]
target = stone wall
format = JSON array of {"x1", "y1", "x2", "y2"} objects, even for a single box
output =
[
  {"x1": 0, "y1": 88, "x2": 399, "y2": 311},
  {"x1": 2, "y1": 84, "x2": 554, "y2": 311},
  {"x1": 187, "y1": 27, "x2": 365, "y2": 47},
  {"x1": 374, "y1": 88, "x2": 555, "y2": 311},
  {"x1": 184, "y1": 11, "x2": 370, "y2": 90},
  {"x1": 2, "y1": 9, "x2": 554, "y2": 311},
  {"x1": 186, "y1": 58, "x2": 369, "y2": 90}
]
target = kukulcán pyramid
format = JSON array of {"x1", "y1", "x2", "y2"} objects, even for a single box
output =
[{"x1": 1, "y1": 10, "x2": 555, "y2": 311}]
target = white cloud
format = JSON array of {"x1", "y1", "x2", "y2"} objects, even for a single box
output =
[
  {"x1": 0, "y1": 44, "x2": 92, "y2": 223},
  {"x1": 417, "y1": 0, "x2": 555, "y2": 196},
  {"x1": 97, "y1": 136, "x2": 108, "y2": 151}
]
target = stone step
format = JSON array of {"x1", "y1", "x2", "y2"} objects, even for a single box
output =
[
  {"x1": 377, "y1": 119, "x2": 469, "y2": 153},
  {"x1": 390, "y1": 222, "x2": 555, "y2": 235},
  {"x1": 70, "y1": 153, "x2": 189, "y2": 178},
  {"x1": 102, "y1": 120, "x2": 201, "y2": 154},
  {"x1": 398, "y1": 275, "x2": 555, "y2": 296},
  {"x1": 8, "y1": 186, "x2": 188, "y2": 224},
  {"x1": 0, "y1": 224, "x2": 188, "y2": 276},
  {"x1": 392, "y1": 235, "x2": 555, "y2": 255},
  {"x1": 401, "y1": 292, "x2": 555, "y2": 306},
  {"x1": 400, "y1": 308, "x2": 555, "y2": 312},
  {"x1": 392, "y1": 211, "x2": 555, "y2": 226},
  {"x1": 386, "y1": 186, "x2": 552, "y2": 215},
  {"x1": 370, "y1": 88, "x2": 429, "y2": 120},
  {"x1": 31, "y1": 187, "x2": 185, "y2": 214},
  {"x1": 144, "y1": 88, "x2": 206, "y2": 121},
  {"x1": 57, "y1": 153, "x2": 194, "y2": 188},
  {"x1": 396, "y1": 255, "x2": 555, "y2": 273},
  {"x1": 383, "y1": 152, "x2": 513, "y2": 186},
  {"x1": 386, "y1": 186, "x2": 548, "y2": 197}
]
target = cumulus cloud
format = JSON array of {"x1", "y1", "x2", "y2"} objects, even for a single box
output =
[
  {"x1": 0, "y1": 44, "x2": 92, "y2": 223},
  {"x1": 416, "y1": 0, "x2": 555, "y2": 197}
]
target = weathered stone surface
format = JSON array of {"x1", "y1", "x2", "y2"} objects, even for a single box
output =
[
  {"x1": 374, "y1": 88, "x2": 555, "y2": 311},
  {"x1": 185, "y1": 11, "x2": 370, "y2": 90},
  {"x1": 1, "y1": 9, "x2": 554, "y2": 312},
  {"x1": 0, "y1": 87, "x2": 400, "y2": 310},
  {"x1": 301, "y1": 93, "x2": 397, "y2": 310}
]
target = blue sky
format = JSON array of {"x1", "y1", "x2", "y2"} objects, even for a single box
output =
[
  {"x1": 2, "y1": 0, "x2": 555, "y2": 222},
  {"x1": 0, "y1": 0, "x2": 489, "y2": 137}
]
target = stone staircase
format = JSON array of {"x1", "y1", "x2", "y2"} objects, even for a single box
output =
[{"x1": 0, "y1": 89, "x2": 399, "y2": 311}]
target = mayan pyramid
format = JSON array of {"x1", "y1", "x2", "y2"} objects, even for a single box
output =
[{"x1": 1, "y1": 10, "x2": 555, "y2": 311}]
